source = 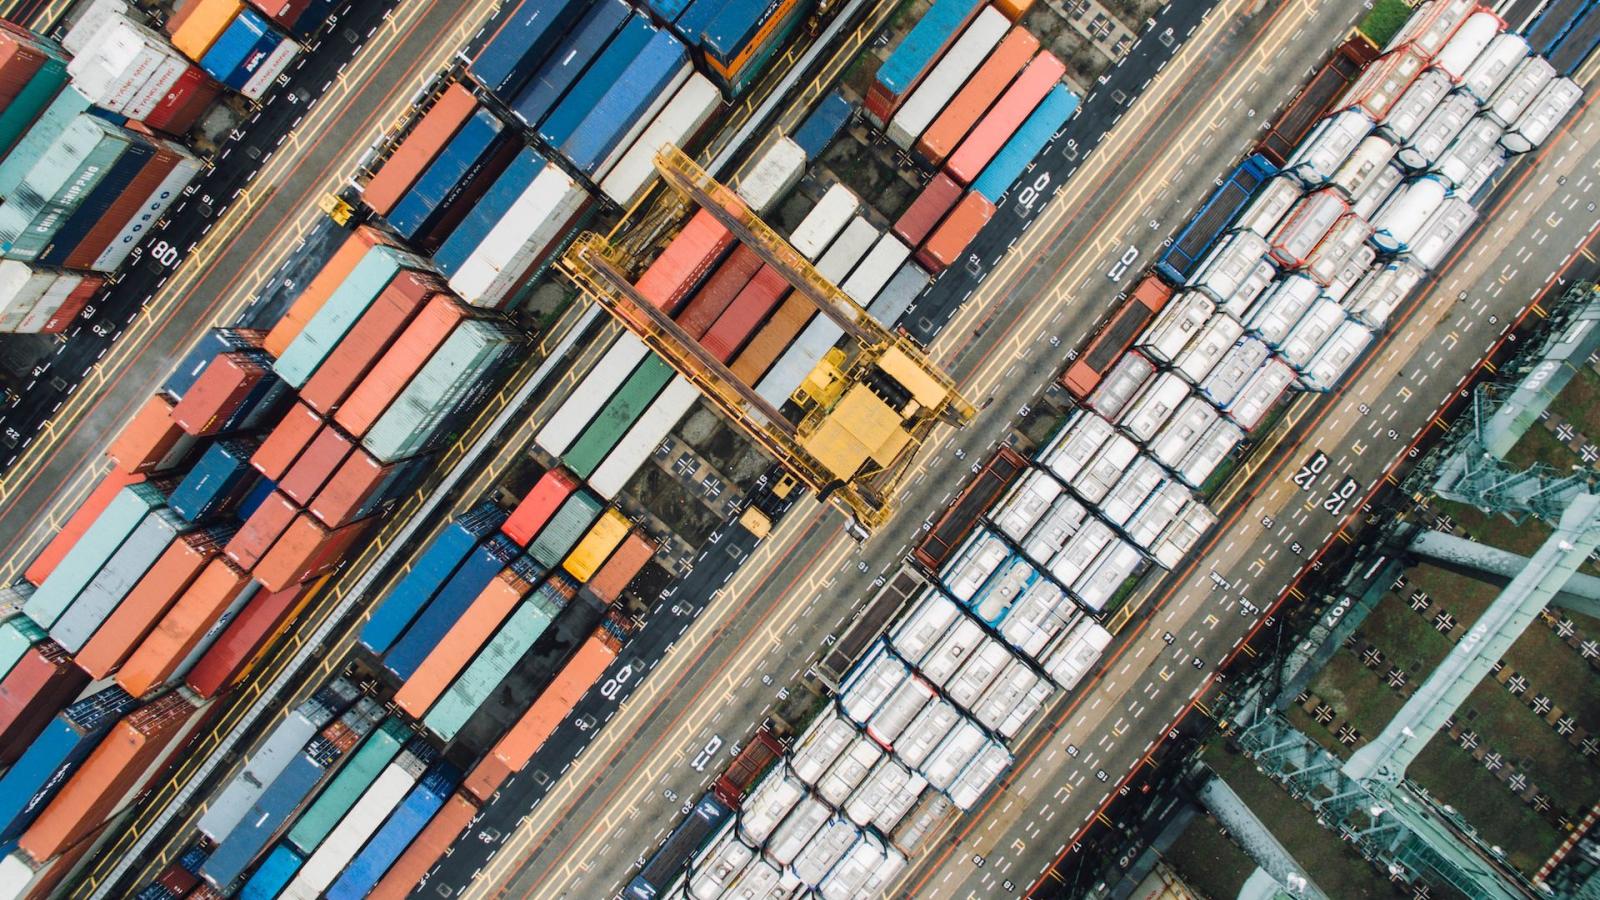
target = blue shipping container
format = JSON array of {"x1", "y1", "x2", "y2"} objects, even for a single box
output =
[
  {"x1": 200, "y1": 734, "x2": 345, "y2": 892},
  {"x1": 387, "y1": 108, "x2": 508, "y2": 241},
  {"x1": 539, "y1": 15, "x2": 655, "y2": 148},
  {"x1": 433, "y1": 149, "x2": 545, "y2": 276},
  {"x1": 646, "y1": 0, "x2": 693, "y2": 22},
  {"x1": 324, "y1": 764, "x2": 460, "y2": 900},
  {"x1": 471, "y1": 0, "x2": 592, "y2": 99},
  {"x1": 972, "y1": 86, "x2": 1080, "y2": 204},
  {"x1": 510, "y1": 0, "x2": 632, "y2": 130},
  {"x1": 223, "y1": 26, "x2": 286, "y2": 91},
  {"x1": 672, "y1": 0, "x2": 728, "y2": 47},
  {"x1": 704, "y1": 0, "x2": 806, "y2": 96},
  {"x1": 383, "y1": 534, "x2": 521, "y2": 681},
  {"x1": 36, "y1": 135, "x2": 156, "y2": 267},
  {"x1": 562, "y1": 29, "x2": 688, "y2": 175},
  {"x1": 200, "y1": 9, "x2": 271, "y2": 86},
  {"x1": 237, "y1": 477, "x2": 276, "y2": 521},
  {"x1": 238, "y1": 844, "x2": 303, "y2": 900},
  {"x1": 792, "y1": 91, "x2": 852, "y2": 160},
  {"x1": 875, "y1": 0, "x2": 982, "y2": 98},
  {"x1": 358, "y1": 502, "x2": 507, "y2": 655},
  {"x1": 0, "y1": 685, "x2": 136, "y2": 842},
  {"x1": 170, "y1": 440, "x2": 259, "y2": 523},
  {"x1": 163, "y1": 330, "x2": 263, "y2": 400}
]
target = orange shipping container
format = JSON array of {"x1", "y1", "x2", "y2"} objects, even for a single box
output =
[
  {"x1": 264, "y1": 225, "x2": 392, "y2": 357},
  {"x1": 310, "y1": 448, "x2": 394, "y2": 528},
  {"x1": 393, "y1": 569, "x2": 532, "y2": 719},
  {"x1": 363, "y1": 83, "x2": 480, "y2": 215},
  {"x1": 251, "y1": 402, "x2": 323, "y2": 481},
  {"x1": 0, "y1": 643, "x2": 85, "y2": 763},
  {"x1": 946, "y1": 52, "x2": 1065, "y2": 185},
  {"x1": 297, "y1": 278, "x2": 438, "y2": 415},
  {"x1": 278, "y1": 424, "x2": 355, "y2": 506},
  {"x1": 25, "y1": 469, "x2": 145, "y2": 587},
  {"x1": 730, "y1": 294, "x2": 811, "y2": 386},
  {"x1": 993, "y1": 0, "x2": 1035, "y2": 21},
  {"x1": 636, "y1": 210, "x2": 734, "y2": 314},
  {"x1": 369, "y1": 794, "x2": 476, "y2": 900},
  {"x1": 74, "y1": 531, "x2": 221, "y2": 679},
  {"x1": 171, "y1": 0, "x2": 243, "y2": 59},
  {"x1": 19, "y1": 691, "x2": 197, "y2": 863},
  {"x1": 893, "y1": 173, "x2": 964, "y2": 247},
  {"x1": 107, "y1": 394, "x2": 189, "y2": 474},
  {"x1": 170, "y1": 352, "x2": 270, "y2": 436},
  {"x1": 253, "y1": 512, "x2": 370, "y2": 592},
  {"x1": 116, "y1": 558, "x2": 253, "y2": 698},
  {"x1": 917, "y1": 28, "x2": 1039, "y2": 166},
  {"x1": 586, "y1": 532, "x2": 655, "y2": 605},
  {"x1": 334, "y1": 293, "x2": 468, "y2": 437},
  {"x1": 916, "y1": 192, "x2": 995, "y2": 274},
  {"x1": 225, "y1": 490, "x2": 298, "y2": 570},
  {"x1": 186, "y1": 578, "x2": 320, "y2": 698},
  {"x1": 466, "y1": 631, "x2": 618, "y2": 802}
]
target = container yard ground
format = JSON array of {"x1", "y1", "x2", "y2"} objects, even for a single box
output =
[{"x1": 1157, "y1": 808, "x2": 1255, "y2": 900}]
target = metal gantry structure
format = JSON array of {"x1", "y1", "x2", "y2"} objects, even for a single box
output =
[{"x1": 560, "y1": 145, "x2": 974, "y2": 535}]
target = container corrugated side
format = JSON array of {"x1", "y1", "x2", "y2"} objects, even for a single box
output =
[
  {"x1": 588, "y1": 375, "x2": 698, "y2": 499},
  {"x1": 25, "y1": 483, "x2": 166, "y2": 628},
  {"x1": 887, "y1": 8, "x2": 1009, "y2": 151},
  {"x1": 563, "y1": 355, "x2": 674, "y2": 478},
  {"x1": 536, "y1": 333, "x2": 649, "y2": 458}
]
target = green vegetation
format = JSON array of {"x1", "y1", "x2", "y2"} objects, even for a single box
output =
[
  {"x1": 1359, "y1": 589, "x2": 1455, "y2": 676},
  {"x1": 1403, "y1": 563, "x2": 1502, "y2": 628},
  {"x1": 1410, "y1": 736, "x2": 1562, "y2": 878},
  {"x1": 1358, "y1": 0, "x2": 1414, "y2": 48},
  {"x1": 1505, "y1": 424, "x2": 1578, "y2": 472},
  {"x1": 1302, "y1": 651, "x2": 1405, "y2": 757},
  {"x1": 1428, "y1": 497, "x2": 1553, "y2": 559},
  {"x1": 1547, "y1": 365, "x2": 1600, "y2": 433},
  {"x1": 1504, "y1": 624, "x2": 1600, "y2": 735},
  {"x1": 1161, "y1": 813, "x2": 1256, "y2": 899}
]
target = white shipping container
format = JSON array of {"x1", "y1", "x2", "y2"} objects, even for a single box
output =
[
  {"x1": 816, "y1": 216, "x2": 880, "y2": 282},
  {"x1": 1433, "y1": 11, "x2": 1501, "y2": 82},
  {"x1": 1370, "y1": 176, "x2": 1448, "y2": 252},
  {"x1": 740, "y1": 768, "x2": 807, "y2": 844},
  {"x1": 450, "y1": 167, "x2": 588, "y2": 307},
  {"x1": 997, "y1": 677, "x2": 1052, "y2": 739},
  {"x1": 1378, "y1": 69, "x2": 1452, "y2": 144},
  {"x1": 886, "y1": 8, "x2": 1011, "y2": 149},
  {"x1": 1407, "y1": 196, "x2": 1476, "y2": 270},
  {"x1": 973, "y1": 660, "x2": 1039, "y2": 734},
  {"x1": 69, "y1": 19, "x2": 185, "y2": 114},
  {"x1": 240, "y1": 39, "x2": 301, "y2": 102},
  {"x1": 594, "y1": 62, "x2": 692, "y2": 182},
  {"x1": 1460, "y1": 33, "x2": 1527, "y2": 102},
  {"x1": 197, "y1": 707, "x2": 324, "y2": 841},
  {"x1": 1227, "y1": 358, "x2": 1297, "y2": 430},
  {"x1": 1502, "y1": 77, "x2": 1582, "y2": 154},
  {"x1": 845, "y1": 757, "x2": 917, "y2": 828},
  {"x1": 867, "y1": 262, "x2": 929, "y2": 327},
  {"x1": 14, "y1": 273, "x2": 83, "y2": 334},
  {"x1": 1198, "y1": 337, "x2": 1269, "y2": 407},
  {"x1": 1043, "y1": 618, "x2": 1111, "y2": 689},
  {"x1": 942, "y1": 530, "x2": 1008, "y2": 601},
  {"x1": 1284, "y1": 109, "x2": 1373, "y2": 186},
  {"x1": 1137, "y1": 290, "x2": 1214, "y2": 364},
  {"x1": 726, "y1": 859, "x2": 787, "y2": 899},
  {"x1": 536, "y1": 334, "x2": 649, "y2": 457},
  {"x1": 891, "y1": 591, "x2": 961, "y2": 666},
  {"x1": 1148, "y1": 395, "x2": 1218, "y2": 470},
  {"x1": 589, "y1": 376, "x2": 697, "y2": 499},
  {"x1": 1074, "y1": 539, "x2": 1144, "y2": 612},
  {"x1": 1302, "y1": 320, "x2": 1375, "y2": 392},
  {"x1": 92, "y1": 151, "x2": 203, "y2": 272},
  {"x1": 1087, "y1": 351, "x2": 1154, "y2": 421},
  {"x1": 1069, "y1": 432, "x2": 1138, "y2": 505},
  {"x1": 991, "y1": 469, "x2": 1062, "y2": 541},
  {"x1": 999, "y1": 579, "x2": 1072, "y2": 659},
  {"x1": 1042, "y1": 411, "x2": 1115, "y2": 484},
  {"x1": 1442, "y1": 112, "x2": 1506, "y2": 186},
  {"x1": 1190, "y1": 231, "x2": 1271, "y2": 303},
  {"x1": 793, "y1": 818, "x2": 861, "y2": 887},
  {"x1": 1280, "y1": 297, "x2": 1347, "y2": 370},
  {"x1": 947, "y1": 741, "x2": 1011, "y2": 810},
  {"x1": 1329, "y1": 135, "x2": 1398, "y2": 201},
  {"x1": 282, "y1": 760, "x2": 420, "y2": 898},
  {"x1": 1485, "y1": 55, "x2": 1555, "y2": 127},
  {"x1": 601, "y1": 74, "x2": 721, "y2": 208},
  {"x1": 1172, "y1": 314, "x2": 1244, "y2": 386},
  {"x1": 792, "y1": 711, "x2": 860, "y2": 785},
  {"x1": 1177, "y1": 418, "x2": 1244, "y2": 487},
  {"x1": 1118, "y1": 371, "x2": 1189, "y2": 443},
  {"x1": 1099, "y1": 457, "x2": 1165, "y2": 528},
  {"x1": 63, "y1": 0, "x2": 141, "y2": 55},
  {"x1": 121, "y1": 55, "x2": 189, "y2": 120},
  {"x1": 1350, "y1": 161, "x2": 1403, "y2": 220},
  {"x1": 1344, "y1": 258, "x2": 1425, "y2": 328},
  {"x1": 871, "y1": 767, "x2": 929, "y2": 835},
  {"x1": 792, "y1": 184, "x2": 862, "y2": 258},
  {"x1": 0, "y1": 263, "x2": 59, "y2": 332},
  {"x1": 1232, "y1": 176, "x2": 1302, "y2": 237},
  {"x1": 842, "y1": 233, "x2": 913, "y2": 307},
  {"x1": 972, "y1": 549, "x2": 1039, "y2": 626},
  {"x1": 1022, "y1": 494, "x2": 1087, "y2": 567},
  {"x1": 894, "y1": 698, "x2": 961, "y2": 768},
  {"x1": 866, "y1": 673, "x2": 934, "y2": 746},
  {"x1": 1268, "y1": 189, "x2": 1348, "y2": 267},
  {"x1": 1246, "y1": 273, "x2": 1320, "y2": 347},
  {"x1": 1049, "y1": 519, "x2": 1113, "y2": 589},
  {"x1": 1324, "y1": 243, "x2": 1376, "y2": 303},
  {"x1": 736, "y1": 136, "x2": 806, "y2": 215},
  {"x1": 1455, "y1": 145, "x2": 1506, "y2": 199},
  {"x1": 1305, "y1": 213, "x2": 1374, "y2": 286},
  {"x1": 1395, "y1": 91, "x2": 1476, "y2": 170}
]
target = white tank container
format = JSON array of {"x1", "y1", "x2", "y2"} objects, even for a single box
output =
[
  {"x1": 1344, "y1": 257, "x2": 1426, "y2": 328},
  {"x1": 1232, "y1": 176, "x2": 1303, "y2": 237},
  {"x1": 1407, "y1": 195, "x2": 1477, "y2": 270},
  {"x1": 1118, "y1": 371, "x2": 1190, "y2": 443},
  {"x1": 1136, "y1": 290, "x2": 1214, "y2": 365},
  {"x1": 1284, "y1": 109, "x2": 1373, "y2": 187},
  {"x1": 1484, "y1": 55, "x2": 1555, "y2": 128},
  {"x1": 1246, "y1": 273, "x2": 1321, "y2": 347},
  {"x1": 1395, "y1": 91, "x2": 1476, "y2": 170},
  {"x1": 1172, "y1": 314, "x2": 1245, "y2": 386},
  {"x1": 1280, "y1": 296, "x2": 1349, "y2": 370},
  {"x1": 1370, "y1": 176, "x2": 1448, "y2": 252},
  {"x1": 1228, "y1": 358, "x2": 1298, "y2": 430},
  {"x1": 1460, "y1": 32, "x2": 1527, "y2": 102},
  {"x1": 1502, "y1": 77, "x2": 1581, "y2": 154},
  {"x1": 1433, "y1": 11, "x2": 1502, "y2": 82},
  {"x1": 1149, "y1": 395, "x2": 1219, "y2": 470},
  {"x1": 1379, "y1": 68, "x2": 1452, "y2": 144},
  {"x1": 1087, "y1": 351, "x2": 1155, "y2": 421},
  {"x1": 1198, "y1": 337, "x2": 1269, "y2": 407},
  {"x1": 1302, "y1": 320, "x2": 1375, "y2": 392},
  {"x1": 1329, "y1": 134, "x2": 1399, "y2": 200}
]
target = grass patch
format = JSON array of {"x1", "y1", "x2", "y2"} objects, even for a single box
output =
[
  {"x1": 1161, "y1": 812, "x2": 1256, "y2": 899},
  {"x1": 1504, "y1": 624, "x2": 1600, "y2": 735},
  {"x1": 1306, "y1": 651, "x2": 1406, "y2": 757},
  {"x1": 1203, "y1": 743, "x2": 1405, "y2": 899},
  {"x1": 1427, "y1": 498, "x2": 1553, "y2": 559},
  {"x1": 1547, "y1": 366, "x2": 1600, "y2": 436},
  {"x1": 1404, "y1": 563, "x2": 1502, "y2": 629},
  {"x1": 1359, "y1": 592, "x2": 1456, "y2": 677},
  {"x1": 1410, "y1": 736, "x2": 1562, "y2": 879},
  {"x1": 1505, "y1": 424, "x2": 1578, "y2": 472},
  {"x1": 1454, "y1": 678, "x2": 1600, "y2": 805},
  {"x1": 1357, "y1": 0, "x2": 1414, "y2": 47}
]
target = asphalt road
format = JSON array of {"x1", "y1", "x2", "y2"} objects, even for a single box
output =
[{"x1": 419, "y1": 1, "x2": 1395, "y2": 897}]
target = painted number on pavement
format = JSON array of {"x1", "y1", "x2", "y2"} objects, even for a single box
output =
[
  {"x1": 1322, "y1": 477, "x2": 1360, "y2": 515},
  {"x1": 1292, "y1": 451, "x2": 1328, "y2": 490}
]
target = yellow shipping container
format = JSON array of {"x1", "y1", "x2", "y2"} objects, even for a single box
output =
[
  {"x1": 172, "y1": 0, "x2": 245, "y2": 62},
  {"x1": 562, "y1": 509, "x2": 632, "y2": 583},
  {"x1": 994, "y1": 0, "x2": 1036, "y2": 20}
]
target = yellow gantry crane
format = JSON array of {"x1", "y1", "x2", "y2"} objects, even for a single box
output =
[{"x1": 560, "y1": 145, "x2": 974, "y2": 537}]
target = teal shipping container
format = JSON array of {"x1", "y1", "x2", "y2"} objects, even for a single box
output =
[
  {"x1": 0, "y1": 116, "x2": 134, "y2": 260},
  {"x1": 0, "y1": 56, "x2": 68, "y2": 167},
  {"x1": 563, "y1": 355, "x2": 673, "y2": 478},
  {"x1": 50, "y1": 507, "x2": 185, "y2": 653},
  {"x1": 24, "y1": 482, "x2": 166, "y2": 628},
  {"x1": 362, "y1": 319, "x2": 520, "y2": 463},
  {"x1": 423, "y1": 586, "x2": 565, "y2": 738},
  {"x1": 274, "y1": 245, "x2": 434, "y2": 387},
  {"x1": 0, "y1": 613, "x2": 45, "y2": 683},
  {"x1": 529, "y1": 491, "x2": 604, "y2": 569},
  {"x1": 285, "y1": 718, "x2": 409, "y2": 855}
]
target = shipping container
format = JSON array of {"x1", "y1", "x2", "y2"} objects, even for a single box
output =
[
  {"x1": 913, "y1": 446, "x2": 1027, "y2": 571},
  {"x1": 509, "y1": 0, "x2": 630, "y2": 130},
  {"x1": 562, "y1": 29, "x2": 689, "y2": 178},
  {"x1": 1269, "y1": 189, "x2": 1348, "y2": 268},
  {"x1": 334, "y1": 293, "x2": 473, "y2": 438},
  {"x1": 729, "y1": 292, "x2": 809, "y2": 386},
  {"x1": 285, "y1": 720, "x2": 408, "y2": 855},
  {"x1": 238, "y1": 844, "x2": 302, "y2": 899},
  {"x1": 539, "y1": 13, "x2": 656, "y2": 148},
  {"x1": 253, "y1": 511, "x2": 369, "y2": 592},
  {"x1": 1227, "y1": 358, "x2": 1297, "y2": 430},
  {"x1": 842, "y1": 233, "x2": 912, "y2": 308},
  {"x1": 1370, "y1": 175, "x2": 1447, "y2": 252},
  {"x1": 887, "y1": 8, "x2": 1009, "y2": 150},
  {"x1": 169, "y1": 351, "x2": 273, "y2": 437},
  {"x1": 677, "y1": 244, "x2": 764, "y2": 339},
  {"x1": 866, "y1": 262, "x2": 927, "y2": 328},
  {"x1": 916, "y1": 27, "x2": 1037, "y2": 165},
  {"x1": 224, "y1": 489, "x2": 296, "y2": 569},
  {"x1": 107, "y1": 394, "x2": 187, "y2": 475},
  {"x1": 866, "y1": 0, "x2": 985, "y2": 124},
  {"x1": 362, "y1": 319, "x2": 520, "y2": 463},
  {"x1": 0, "y1": 641, "x2": 85, "y2": 763},
  {"x1": 0, "y1": 82, "x2": 87, "y2": 202},
  {"x1": 326, "y1": 764, "x2": 459, "y2": 900},
  {"x1": 1502, "y1": 76, "x2": 1581, "y2": 153},
  {"x1": 367, "y1": 792, "x2": 475, "y2": 899},
  {"x1": 0, "y1": 611, "x2": 46, "y2": 683},
  {"x1": 601, "y1": 70, "x2": 721, "y2": 204},
  {"x1": 385, "y1": 107, "x2": 511, "y2": 243},
  {"x1": 0, "y1": 685, "x2": 136, "y2": 842},
  {"x1": 564, "y1": 355, "x2": 674, "y2": 478},
  {"x1": 25, "y1": 482, "x2": 166, "y2": 628},
  {"x1": 363, "y1": 83, "x2": 477, "y2": 216},
  {"x1": 447, "y1": 164, "x2": 589, "y2": 309},
  {"x1": 249, "y1": 402, "x2": 321, "y2": 481},
  {"x1": 1197, "y1": 338, "x2": 1269, "y2": 409},
  {"x1": 471, "y1": 0, "x2": 593, "y2": 98},
  {"x1": 35, "y1": 134, "x2": 158, "y2": 267},
  {"x1": 432, "y1": 150, "x2": 544, "y2": 279},
  {"x1": 915, "y1": 191, "x2": 994, "y2": 273},
  {"x1": 309, "y1": 448, "x2": 394, "y2": 528},
  {"x1": 1395, "y1": 91, "x2": 1475, "y2": 171},
  {"x1": 50, "y1": 507, "x2": 186, "y2": 653},
  {"x1": 1233, "y1": 176, "x2": 1303, "y2": 240},
  {"x1": 1060, "y1": 275, "x2": 1174, "y2": 397},
  {"x1": 699, "y1": 0, "x2": 805, "y2": 96},
  {"x1": 894, "y1": 173, "x2": 962, "y2": 247},
  {"x1": 702, "y1": 261, "x2": 788, "y2": 364},
  {"x1": 185, "y1": 578, "x2": 317, "y2": 698},
  {"x1": 537, "y1": 335, "x2": 649, "y2": 458},
  {"x1": 359, "y1": 503, "x2": 505, "y2": 655},
  {"x1": 383, "y1": 535, "x2": 522, "y2": 683},
  {"x1": 170, "y1": 439, "x2": 257, "y2": 523},
  {"x1": 283, "y1": 745, "x2": 436, "y2": 896},
  {"x1": 792, "y1": 91, "x2": 853, "y2": 160},
  {"x1": 277, "y1": 252, "x2": 437, "y2": 390},
  {"x1": 1435, "y1": 117, "x2": 1504, "y2": 190},
  {"x1": 530, "y1": 491, "x2": 605, "y2": 570},
  {"x1": 588, "y1": 376, "x2": 699, "y2": 499},
  {"x1": 971, "y1": 83, "x2": 1077, "y2": 204},
  {"x1": 116, "y1": 557, "x2": 254, "y2": 696},
  {"x1": 278, "y1": 424, "x2": 353, "y2": 506},
  {"x1": 636, "y1": 209, "x2": 735, "y2": 313},
  {"x1": 393, "y1": 565, "x2": 534, "y2": 718},
  {"x1": 63, "y1": 141, "x2": 183, "y2": 271},
  {"x1": 945, "y1": 51, "x2": 1064, "y2": 185},
  {"x1": 734, "y1": 135, "x2": 805, "y2": 215},
  {"x1": 1485, "y1": 55, "x2": 1556, "y2": 128},
  {"x1": 265, "y1": 226, "x2": 392, "y2": 357},
  {"x1": 562, "y1": 508, "x2": 631, "y2": 582}
]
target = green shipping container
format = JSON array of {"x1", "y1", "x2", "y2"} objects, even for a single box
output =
[
  {"x1": 562, "y1": 355, "x2": 673, "y2": 478},
  {"x1": 286, "y1": 718, "x2": 410, "y2": 855},
  {"x1": 529, "y1": 492, "x2": 603, "y2": 570},
  {"x1": 0, "y1": 58, "x2": 69, "y2": 170},
  {"x1": 0, "y1": 614, "x2": 47, "y2": 682},
  {"x1": 423, "y1": 591, "x2": 562, "y2": 739},
  {"x1": 24, "y1": 482, "x2": 166, "y2": 628},
  {"x1": 362, "y1": 319, "x2": 520, "y2": 463},
  {"x1": 273, "y1": 246, "x2": 433, "y2": 388}
]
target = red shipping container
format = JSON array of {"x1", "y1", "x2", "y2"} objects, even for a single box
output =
[
  {"x1": 39, "y1": 275, "x2": 101, "y2": 335},
  {"x1": 675, "y1": 245, "x2": 762, "y2": 340},
  {"x1": 170, "y1": 352, "x2": 270, "y2": 436},
  {"x1": 363, "y1": 83, "x2": 479, "y2": 215},
  {"x1": 0, "y1": 33, "x2": 46, "y2": 109},
  {"x1": 946, "y1": 52, "x2": 1065, "y2": 185},
  {"x1": 0, "y1": 643, "x2": 86, "y2": 765},
  {"x1": 225, "y1": 490, "x2": 298, "y2": 570},
  {"x1": 185, "y1": 578, "x2": 319, "y2": 698},
  {"x1": 19, "y1": 692, "x2": 197, "y2": 863},
  {"x1": 251, "y1": 401, "x2": 323, "y2": 480},
  {"x1": 265, "y1": 225, "x2": 393, "y2": 357},
  {"x1": 894, "y1": 173, "x2": 963, "y2": 246},
  {"x1": 502, "y1": 468, "x2": 581, "y2": 546},
  {"x1": 310, "y1": 448, "x2": 393, "y2": 528},
  {"x1": 916, "y1": 27, "x2": 1038, "y2": 166},
  {"x1": 26, "y1": 469, "x2": 146, "y2": 587},
  {"x1": 636, "y1": 210, "x2": 734, "y2": 313},
  {"x1": 253, "y1": 513, "x2": 370, "y2": 592},
  {"x1": 117, "y1": 558, "x2": 253, "y2": 697},
  {"x1": 249, "y1": 0, "x2": 313, "y2": 32},
  {"x1": 335, "y1": 293, "x2": 469, "y2": 437},
  {"x1": 107, "y1": 393, "x2": 188, "y2": 474},
  {"x1": 587, "y1": 532, "x2": 655, "y2": 604},
  {"x1": 916, "y1": 192, "x2": 995, "y2": 273},
  {"x1": 74, "y1": 530, "x2": 221, "y2": 679},
  {"x1": 141, "y1": 65, "x2": 221, "y2": 136},
  {"x1": 63, "y1": 145, "x2": 183, "y2": 271},
  {"x1": 701, "y1": 265, "x2": 788, "y2": 363},
  {"x1": 298, "y1": 278, "x2": 437, "y2": 415},
  {"x1": 278, "y1": 423, "x2": 355, "y2": 505}
]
